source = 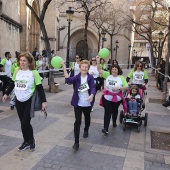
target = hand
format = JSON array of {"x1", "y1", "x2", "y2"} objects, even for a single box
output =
[
  {"x1": 60, "y1": 60, "x2": 65, "y2": 66},
  {"x1": 87, "y1": 94, "x2": 94, "y2": 102},
  {"x1": 2, "y1": 94, "x2": 8, "y2": 102},
  {"x1": 112, "y1": 86, "x2": 120, "y2": 91},
  {"x1": 90, "y1": 72, "x2": 94, "y2": 75},
  {"x1": 42, "y1": 102, "x2": 47, "y2": 111},
  {"x1": 142, "y1": 83, "x2": 146, "y2": 87}
]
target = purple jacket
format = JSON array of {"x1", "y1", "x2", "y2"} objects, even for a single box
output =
[{"x1": 66, "y1": 73, "x2": 96, "y2": 108}]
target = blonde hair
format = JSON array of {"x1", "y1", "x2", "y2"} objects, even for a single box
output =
[
  {"x1": 79, "y1": 60, "x2": 90, "y2": 69},
  {"x1": 134, "y1": 61, "x2": 144, "y2": 71},
  {"x1": 18, "y1": 52, "x2": 35, "y2": 70}
]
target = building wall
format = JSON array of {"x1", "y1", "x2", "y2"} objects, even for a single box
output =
[{"x1": 0, "y1": 0, "x2": 20, "y2": 60}]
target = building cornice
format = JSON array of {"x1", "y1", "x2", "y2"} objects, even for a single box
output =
[{"x1": 0, "y1": 13, "x2": 22, "y2": 32}]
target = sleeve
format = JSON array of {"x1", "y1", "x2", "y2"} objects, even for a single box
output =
[
  {"x1": 102, "y1": 71, "x2": 110, "y2": 79},
  {"x1": 36, "y1": 84, "x2": 47, "y2": 103},
  {"x1": 120, "y1": 76, "x2": 128, "y2": 87},
  {"x1": 90, "y1": 76, "x2": 96, "y2": 95},
  {"x1": 0, "y1": 58, "x2": 6, "y2": 66},
  {"x1": 143, "y1": 70, "x2": 148, "y2": 79},
  {"x1": 127, "y1": 69, "x2": 134, "y2": 79},
  {"x1": 65, "y1": 75, "x2": 77, "y2": 84},
  {"x1": 5, "y1": 80, "x2": 15, "y2": 95},
  {"x1": 135, "y1": 94, "x2": 141, "y2": 99},
  {"x1": 33, "y1": 70, "x2": 42, "y2": 85}
]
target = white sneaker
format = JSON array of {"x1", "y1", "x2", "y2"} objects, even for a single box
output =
[{"x1": 91, "y1": 107, "x2": 94, "y2": 112}]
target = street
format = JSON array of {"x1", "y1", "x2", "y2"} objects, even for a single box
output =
[{"x1": 0, "y1": 69, "x2": 170, "y2": 170}]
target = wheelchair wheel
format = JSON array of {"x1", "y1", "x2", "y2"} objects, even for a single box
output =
[
  {"x1": 119, "y1": 110, "x2": 124, "y2": 124},
  {"x1": 142, "y1": 103, "x2": 145, "y2": 109},
  {"x1": 144, "y1": 113, "x2": 148, "y2": 126}
]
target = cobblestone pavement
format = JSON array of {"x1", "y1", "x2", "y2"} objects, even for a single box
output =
[{"x1": 0, "y1": 69, "x2": 170, "y2": 170}]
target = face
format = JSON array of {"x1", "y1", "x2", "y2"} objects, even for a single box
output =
[
  {"x1": 19, "y1": 56, "x2": 29, "y2": 70},
  {"x1": 137, "y1": 64, "x2": 142, "y2": 70},
  {"x1": 132, "y1": 88, "x2": 137, "y2": 94},
  {"x1": 38, "y1": 55, "x2": 42, "y2": 60},
  {"x1": 111, "y1": 67, "x2": 118, "y2": 76},
  {"x1": 91, "y1": 58, "x2": 97, "y2": 64},
  {"x1": 101, "y1": 59, "x2": 104, "y2": 64},
  {"x1": 80, "y1": 63, "x2": 89, "y2": 74},
  {"x1": 75, "y1": 55, "x2": 80, "y2": 61}
]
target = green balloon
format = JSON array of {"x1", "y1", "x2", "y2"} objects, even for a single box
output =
[
  {"x1": 51, "y1": 56, "x2": 62, "y2": 68},
  {"x1": 98, "y1": 48, "x2": 110, "y2": 58}
]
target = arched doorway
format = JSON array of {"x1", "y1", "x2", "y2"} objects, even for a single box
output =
[
  {"x1": 29, "y1": 0, "x2": 40, "y2": 52},
  {"x1": 76, "y1": 40, "x2": 87, "y2": 58}
]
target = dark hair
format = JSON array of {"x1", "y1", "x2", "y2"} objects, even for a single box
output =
[
  {"x1": 15, "y1": 51, "x2": 20, "y2": 60},
  {"x1": 112, "y1": 59, "x2": 118, "y2": 65},
  {"x1": 110, "y1": 64, "x2": 123, "y2": 75},
  {"x1": 51, "y1": 50, "x2": 54, "y2": 54},
  {"x1": 5, "y1": 52, "x2": 10, "y2": 57},
  {"x1": 134, "y1": 61, "x2": 144, "y2": 71},
  {"x1": 130, "y1": 85, "x2": 139, "y2": 95},
  {"x1": 100, "y1": 58, "x2": 105, "y2": 63}
]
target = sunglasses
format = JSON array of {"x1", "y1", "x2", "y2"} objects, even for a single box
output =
[
  {"x1": 76, "y1": 57, "x2": 79, "y2": 59},
  {"x1": 92, "y1": 59, "x2": 96, "y2": 61},
  {"x1": 138, "y1": 65, "x2": 142, "y2": 68}
]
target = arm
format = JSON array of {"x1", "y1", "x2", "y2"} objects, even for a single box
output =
[
  {"x1": 96, "y1": 56, "x2": 104, "y2": 75},
  {"x1": 61, "y1": 60, "x2": 69, "y2": 78}
]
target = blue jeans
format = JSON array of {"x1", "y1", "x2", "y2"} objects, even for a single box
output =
[{"x1": 128, "y1": 100, "x2": 138, "y2": 113}]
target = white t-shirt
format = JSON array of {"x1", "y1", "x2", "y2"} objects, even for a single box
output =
[
  {"x1": 132, "y1": 70, "x2": 144, "y2": 84},
  {"x1": 1, "y1": 58, "x2": 12, "y2": 78},
  {"x1": 78, "y1": 75, "x2": 91, "y2": 107},
  {"x1": 74, "y1": 62, "x2": 80, "y2": 76},
  {"x1": 105, "y1": 75, "x2": 123, "y2": 101},
  {"x1": 37, "y1": 60, "x2": 43, "y2": 71},
  {"x1": 89, "y1": 65, "x2": 99, "y2": 79},
  {"x1": 14, "y1": 70, "x2": 35, "y2": 102}
]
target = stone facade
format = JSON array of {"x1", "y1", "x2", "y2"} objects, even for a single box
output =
[{"x1": 0, "y1": 0, "x2": 131, "y2": 66}]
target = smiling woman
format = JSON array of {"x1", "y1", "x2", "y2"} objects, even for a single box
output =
[{"x1": 61, "y1": 59, "x2": 95, "y2": 151}]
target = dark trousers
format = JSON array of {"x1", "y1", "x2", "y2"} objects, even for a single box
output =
[
  {"x1": 74, "y1": 106, "x2": 91, "y2": 144},
  {"x1": 16, "y1": 98, "x2": 34, "y2": 142},
  {"x1": 103, "y1": 97, "x2": 121, "y2": 131}
]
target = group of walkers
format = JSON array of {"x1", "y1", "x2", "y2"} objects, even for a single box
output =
[
  {"x1": 0, "y1": 50, "x2": 148, "y2": 152},
  {"x1": 61, "y1": 55, "x2": 148, "y2": 150}
]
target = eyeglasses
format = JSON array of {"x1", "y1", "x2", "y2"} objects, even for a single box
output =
[{"x1": 92, "y1": 59, "x2": 96, "y2": 61}]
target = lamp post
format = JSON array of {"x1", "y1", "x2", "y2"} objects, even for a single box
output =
[
  {"x1": 127, "y1": 44, "x2": 131, "y2": 69},
  {"x1": 66, "y1": 7, "x2": 74, "y2": 68},
  {"x1": 101, "y1": 31, "x2": 106, "y2": 48},
  {"x1": 153, "y1": 41, "x2": 158, "y2": 66},
  {"x1": 115, "y1": 40, "x2": 119, "y2": 60},
  {"x1": 158, "y1": 31, "x2": 164, "y2": 62}
]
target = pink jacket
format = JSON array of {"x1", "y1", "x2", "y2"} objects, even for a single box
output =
[{"x1": 99, "y1": 89, "x2": 127, "y2": 113}]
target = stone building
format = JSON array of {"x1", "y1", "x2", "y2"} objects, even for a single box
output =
[{"x1": 0, "y1": 0, "x2": 131, "y2": 66}]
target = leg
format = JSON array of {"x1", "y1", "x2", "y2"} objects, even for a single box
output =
[
  {"x1": 112, "y1": 101, "x2": 121, "y2": 124},
  {"x1": 103, "y1": 97, "x2": 112, "y2": 132},
  {"x1": 128, "y1": 101, "x2": 133, "y2": 113},
  {"x1": 82, "y1": 106, "x2": 91, "y2": 138},
  {"x1": 74, "y1": 106, "x2": 83, "y2": 144}
]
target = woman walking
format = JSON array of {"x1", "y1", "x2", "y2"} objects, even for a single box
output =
[
  {"x1": 61, "y1": 60, "x2": 95, "y2": 150},
  {"x1": 97, "y1": 56, "x2": 128, "y2": 134},
  {"x1": 2, "y1": 52, "x2": 47, "y2": 151}
]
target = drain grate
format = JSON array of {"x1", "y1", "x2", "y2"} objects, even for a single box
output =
[
  {"x1": 0, "y1": 110, "x2": 4, "y2": 113},
  {"x1": 151, "y1": 131, "x2": 170, "y2": 151},
  {"x1": 149, "y1": 98, "x2": 162, "y2": 104}
]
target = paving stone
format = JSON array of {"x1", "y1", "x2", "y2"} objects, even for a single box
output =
[
  {"x1": 144, "y1": 160, "x2": 170, "y2": 170},
  {"x1": 145, "y1": 153, "x2": 164, "y2": 163}
]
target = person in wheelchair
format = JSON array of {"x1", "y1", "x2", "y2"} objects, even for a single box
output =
[{"x1": 127, "y1": 85, "x2": 141, "y2": 116}]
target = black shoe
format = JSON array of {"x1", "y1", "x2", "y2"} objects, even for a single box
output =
[
  {"x1": 83, "y1": 131, "x2": 88, "y2": 138},
  {"x1": 10, "y1": 106, "x2": 14, "y2": 110},
  {"x1": 102, "y1": 129, "x2": 108, "y2": 134},
  {"x1": 113, "y1": 122, "x2": 117, "y2": 128},
  {"x1": 30, "y1": 140, "x2": 36, "y2": 152},
  {"x1": 18, "y1": 142, "x2": 30, "y2": 151},
  {"x1": 72, "y1": 143, "x2": 79, "y2": 150}
]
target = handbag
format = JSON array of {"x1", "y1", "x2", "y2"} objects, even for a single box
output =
[{"x1": 32, "y1": 87, "x2": 42, "y2": 111}]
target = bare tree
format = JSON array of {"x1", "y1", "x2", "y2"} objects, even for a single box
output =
[{"x1": 25, "y1": 0, "x2": 55, "y2": 92}]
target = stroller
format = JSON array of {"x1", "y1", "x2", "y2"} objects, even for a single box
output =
[{"x1": 119, "y1": 84, "x2": 148, "y2": 132}]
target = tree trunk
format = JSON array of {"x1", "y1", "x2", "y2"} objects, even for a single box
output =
[
  {"x1": 40, "y1": 21, "x2": 54, "y2": 92},
  {"x1": 84, "y1": 14, "x2": 89, "y2": 59},
  {"x1": 98, "y1": 33, "x2": 101, "y2": 51},
  {"x1": 162, "y1": 16, "x2": 170, "y2": 102},
  {"x1": 110, "y1": 34, "x2": 113, "y2": 61}
]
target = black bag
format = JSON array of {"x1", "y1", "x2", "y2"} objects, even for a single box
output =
[{"x1": 32, "y1": 88, "x2": 42, "y2": 111}]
